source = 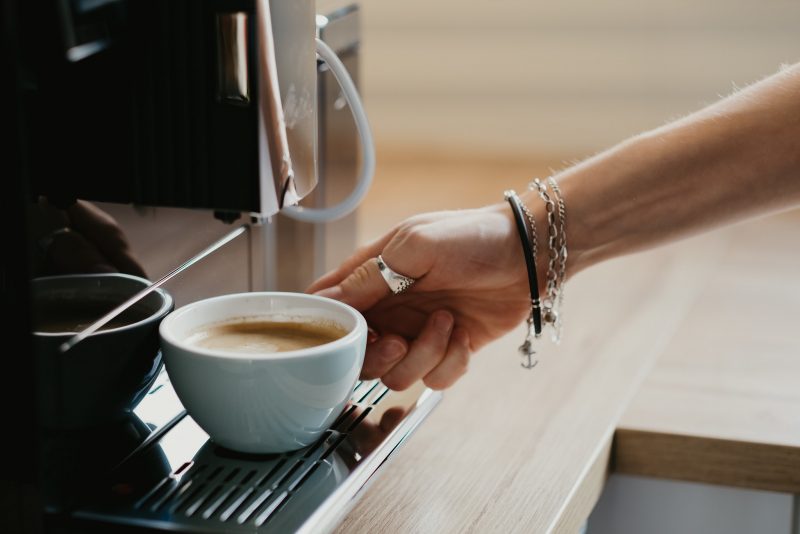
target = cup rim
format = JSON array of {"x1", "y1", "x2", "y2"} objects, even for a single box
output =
[
  {"x1": 159, "y1": 291, "x2": 367, "y2": 361},
  {"x1": 31, "y1": 273, "x2": 174, "y2": 337}
]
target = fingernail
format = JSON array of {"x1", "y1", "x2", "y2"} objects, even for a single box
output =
[
  {"x1": 315, "y1": 286, "x2": 343, "y2": 300},
  {"x1": 434, "y1": 311, "x2": 454, "y2": 334},
  {"x1": 380, "y1": 339, "x2": 406, "y2": 362}
]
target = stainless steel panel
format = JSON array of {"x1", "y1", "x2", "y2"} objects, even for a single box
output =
[
  {"x1": 66, "y1": 375, "x2": 441, "y2": 533},
  {"x1": 315, "y1": 7, "x2": 361, "y2": 280},
  {"x1": 96, "y1": 204, "x2": 264, "y2": 305},
  {"x1": 269, "y1": 0, "x2": 318, "y2": 203},
  {"x1": 216, "y1": 13, "x2": 251, "y2": 106},
  {"x1": 269, "y1": 5, "x2": 361, "y2": 291}
]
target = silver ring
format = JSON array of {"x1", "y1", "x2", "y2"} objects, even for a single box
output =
[{"x1": 376, "y1": 255, "x2": 416, "y2": 294}]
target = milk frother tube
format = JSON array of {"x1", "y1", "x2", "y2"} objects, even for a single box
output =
[{"x1": 256, "y1": 0, "x2": 297, "y2": 209}]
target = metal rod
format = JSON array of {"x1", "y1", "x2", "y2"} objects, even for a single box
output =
[
  {"x1": 60, "y1": 224, "x2": 248, "y2": 353},
  {"x1": 111, "y1": 408, "x2": 188, "y2": 475}
]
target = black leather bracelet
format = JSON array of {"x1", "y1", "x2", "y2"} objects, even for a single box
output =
[{"x1": 505, "y1": 190, "x2": 542, "y2": 336}]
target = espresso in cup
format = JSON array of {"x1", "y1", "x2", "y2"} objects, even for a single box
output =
[
  {"x1": 185, "y1": 319, "x2": 348, "y2": 354},
  {"x1": 159, "y1": 292, "x2": 367, "y2": 453},
  {"x1": 34, "y1": 299, "x2": 153, "y2": 334}
]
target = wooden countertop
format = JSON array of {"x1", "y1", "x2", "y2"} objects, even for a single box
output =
[
  {"x1": 616, "y1": 210, "x2": 800, "y2": 494},
  {"x1": 335, "y1": 150, "x2": 800, "y2": 532}
]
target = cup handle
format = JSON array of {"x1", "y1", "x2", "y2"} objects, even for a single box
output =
[{"x1": 281, "y1": 37, "x2": 376, "y2": 223}]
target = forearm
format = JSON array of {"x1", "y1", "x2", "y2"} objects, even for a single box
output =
[{"x1": 534, "y1": 63, "x2": 800, "y2": 276}]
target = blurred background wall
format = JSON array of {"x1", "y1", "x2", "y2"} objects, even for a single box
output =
[
  {"x1": 344, "y1": 4, "x2": 800, "y2": 532},
  {"x1": 359, "y1": 0, "x2": 799, "y2": 158}
]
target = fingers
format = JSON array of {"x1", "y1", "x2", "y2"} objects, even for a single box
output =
[
  {"x1": 378, "y1": 406, "x2": 408, "y2": 433},
  {"x1": 361, "y1": 334, "x2": 408, "y2": 380},
  {"x1": 347, "y1": 406, "x2": 408, "y2": 458},
  {"x1": 423, "y1": 327, "x2": 471, "y2": 390},
  {"x1": 315, "y1": 257, "x2": 393, "y2": 311},
  {"x1": 48, "y1": 231, "x2": 115, "y2": 274},
  {"x1": 381, "y1": 310, "x2": 454, "y2": 391},
  {"x1": 312, "y1": 230, "x2": 435, "y2": 313},
  {"x1": 361, "y1": 319, "x2": 472, "y2": 391},
  {"x1": 306, "y1": 229, "x2": 399, "y2": 294},
  {"x1": 67, "y1": 201, "x2": 148, "y2": 278},
  {"x1": 307, "y1": 217, "x2": 437, "y2": 298}
]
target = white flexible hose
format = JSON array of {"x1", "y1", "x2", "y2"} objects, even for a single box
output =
[{"x1": 282, "y1": 37, "x2": 376, "y2": 223}]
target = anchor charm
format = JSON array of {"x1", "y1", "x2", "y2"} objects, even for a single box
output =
[
  {"x1": 519, "y1": 339, "x2": 538, "y2": 369},
  {"x1": 517, "y1": 311, "x2": 539, "y2": 369}
]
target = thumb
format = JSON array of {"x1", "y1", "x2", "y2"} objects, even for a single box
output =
[{"x1": 315, "y1": 257, "x2": 391, "y2": 311}]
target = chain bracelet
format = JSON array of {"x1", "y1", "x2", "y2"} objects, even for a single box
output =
[
  {"x1": 507, "y1": 180, "x2": 568, "y2": 366},
  {"x1": 517, "y1": 197, "x2": 542, "y2": 360},
  {"x1": 518, "y1": 200, "x2": 538, "y2": 271},
  {"x1": 547, "y1": 177, "x2": 567, "y2": 342},
  {"x1": 528, "y1": 179, "x2": 560, "y2": 330}
]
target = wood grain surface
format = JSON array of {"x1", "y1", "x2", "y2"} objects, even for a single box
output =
[
  {"x1": 617, "y1": 210, "x2": 800, "y2": 493},
  {"x1": 335, "y1": 149, "x2": 753, "y2": 533}
]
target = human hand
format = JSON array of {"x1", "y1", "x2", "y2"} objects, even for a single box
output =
[
  {"x1": 307, "y1": 204, "x2": 530, "y2": 390},
  {"x1": 36, "y1": 198, "x2": 147, "y2": 278}
]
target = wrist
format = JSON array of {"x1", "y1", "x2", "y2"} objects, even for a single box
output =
[
  {"x1": 513, "y1": 189, "x2": 551, "y2": 295},
  {"x1": 501, "y1": 183, "x2": 569, "y2": 352},
  {"x1": 548, "y1": 171, "x2": 592, "y2": 280},
  {"x1": 549, "y1": 135, "x2": 648, "y2": 278},
  {"x1": 555, "y1": 127, "x2": 707, "y2": 277},
  {"x1": 481, "y1": 201, "x2": 528, "y2": 290}
]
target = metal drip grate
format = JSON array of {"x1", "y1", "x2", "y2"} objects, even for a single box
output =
[
  {"x1": 70, "y1": 379, "x2": 442, "y2": 533},
  {"x1": 135, "y1": 433, "x2": 335, "y2": 528},
  {"x1": 133, "y1": 428, "x2": 356, "y2": 529}
]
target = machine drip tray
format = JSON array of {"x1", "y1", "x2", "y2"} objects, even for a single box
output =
[{"x1": 61, "y1": 376, "x2": 441, "y2": 533}]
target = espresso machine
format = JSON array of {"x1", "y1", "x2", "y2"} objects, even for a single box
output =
[{"x1": 1, "y1": 1, "x2": 441, "y2": 531}]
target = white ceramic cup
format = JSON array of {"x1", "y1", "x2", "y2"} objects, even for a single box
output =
[{"x1": 159, "y1": 292, "x2": 367, "y2": 454}]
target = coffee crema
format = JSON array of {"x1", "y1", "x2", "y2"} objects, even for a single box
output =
[
  {"x1": 33, "y1": 300, "x2": 152, "y2": 334},
  {"x1": 186, "y1": 319, "x2": 348, "y2": 354}
]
